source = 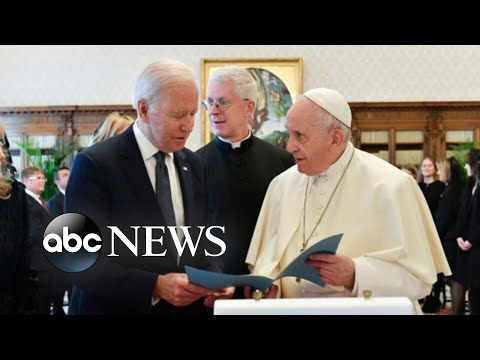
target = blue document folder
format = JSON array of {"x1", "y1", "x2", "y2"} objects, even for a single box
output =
[{"x1": 186, "y1": 233, "x2": 342, "y2": 292}]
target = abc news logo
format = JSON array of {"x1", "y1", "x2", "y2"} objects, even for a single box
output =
[{"x1": 43, "y1": 213, "x2": 226, "y2": 272}]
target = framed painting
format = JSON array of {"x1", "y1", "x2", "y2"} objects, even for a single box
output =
[{"x1": 201, "y1": 58, "x2": 303, "y2": 148}]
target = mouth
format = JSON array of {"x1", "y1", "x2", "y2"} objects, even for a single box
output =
[{"x1": 211, "y1": 119, "x2": 226, "y2": 125}]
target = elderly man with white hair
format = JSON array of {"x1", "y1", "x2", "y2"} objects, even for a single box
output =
[{"x1": 245, "y1": 88, "x2": 451, "y2": 314}]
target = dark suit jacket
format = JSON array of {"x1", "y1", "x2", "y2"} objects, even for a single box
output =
[
  {"x1": 65, "y1": 125, "x2": 221, "y2": 315},
  {"x1": 0, "y1": 181, "x2": 33, "y2": 314},
  {"x1": 26, "y1": 194, "x2": 53, "y2": 272},
  {"x1": 47, "y1": 191, "x2": 64, "y2": 219},
  {"x1": 196, "y1": 136, "x2": 294, "y2": 276}
]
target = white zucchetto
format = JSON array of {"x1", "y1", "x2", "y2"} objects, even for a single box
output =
[{"x1": 304, "y1": 88, "x2": 352, "y2": 128}]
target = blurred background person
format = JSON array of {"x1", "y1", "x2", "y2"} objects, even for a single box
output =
[
  {"x1": 0, "y1": 118, "x2": 33, "y2": 314},
  {"x1": 435, "y1": 157, "x2": 466, "y2": 314},
  {"x1": 47, "y1": 167, "x2": 69, "y2": 218},
  {"x1": 90, "y1": 111, "x2": 134, "y2": 145},
  {"x1": 456, "y1": 148, "x2": 480, "y2": 315},
  {"x1": 418, "y1": 156, "x2": 446, "y2": 216},
  {"x1": 47, "y1": 166, "x2": 71, "y2": 315},
  {"x1": 22, "y1": 166, "x2": 53, "y2": 314},
  {"x1": 401, "y1": 164, "x2": 418, "y2": 179},
  {"x1": 417, "y1": 156, "x2": 446, "y2": 312}
]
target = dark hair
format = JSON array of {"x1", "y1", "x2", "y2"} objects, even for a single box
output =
[
  {"x1": 448, "y1": 157, "x2": 466, "y2": 188},
  {"x1": 468, "y1": 148, "x2": 480, "y2": 178},
  {"x1": 53, "y1": 166, "x2": 69, "y2": 181}
]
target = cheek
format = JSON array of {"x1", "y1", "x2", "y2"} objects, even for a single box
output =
[{"x1": 153, "y1": 121, "x2": 168, "y2": 135}]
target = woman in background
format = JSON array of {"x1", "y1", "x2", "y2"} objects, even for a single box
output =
[
  {"x1": 418, "y1": 156, "x2": 446, "y2": 312},
  {"x1": 0, "y1": 118, "x2": 33, "y2": 314},
  {"x1": 90, "y1": 111, "x2": 134, "y2": 145},
  {"x1": 435, "y1": 157, "x2": 466, "y2": 314},
  {"x1": 456, "y1": 149, "x2": 480, "y2": 315}
]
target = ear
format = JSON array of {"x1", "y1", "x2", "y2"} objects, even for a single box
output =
[
  {"x1": 138, "y1": 99, "x2": 149, "y2": 123},
  {"x1": 331, "y1": 128, "x2": 345, "y2": 147},
  {"x1": 246, "y1": 100, "x2": 256, "y2": 120}
]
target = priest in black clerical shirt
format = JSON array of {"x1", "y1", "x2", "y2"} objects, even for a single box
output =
[{"x1": 197, "y1": 66, "x2": 294, "y2": 297}]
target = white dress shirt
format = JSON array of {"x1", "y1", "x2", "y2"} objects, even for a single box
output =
[{"x1": 25, "y1": 189, "x2": 43, "y2": 206}]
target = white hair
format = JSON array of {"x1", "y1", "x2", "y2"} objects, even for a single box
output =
[
  {"x1": 314, "y1": 104, "x2": 351, "y2": 143},
  {"x1": 208, "y1": 66, "x2": 257, "y2": 102},
  {"x1": 132, "y1": 58, "x2": 196, "y2": 110}
]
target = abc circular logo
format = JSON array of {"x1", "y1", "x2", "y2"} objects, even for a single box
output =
[{"x1": 43, "y1": 213, "x2": 102, "y2": 272}]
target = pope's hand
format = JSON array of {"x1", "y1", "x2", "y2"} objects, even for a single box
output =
[{"x1": 307, "y1": 253, "x2": 355, "y2": 288}]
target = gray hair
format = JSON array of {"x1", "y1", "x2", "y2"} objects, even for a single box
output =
[
  {"x1": 209, "y1": 66, "x2": 257, "y2": 103},
  {"x1": 314, "y1": 105, "x2": 351, "y2": 143},
  {"x1": 132, "y1": 58, "x2": 197, "y2": 110}
]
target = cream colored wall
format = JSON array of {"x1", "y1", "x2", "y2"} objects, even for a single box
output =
[{"x1": 1, "y1": 45, "x2": 479, "y2": 150}]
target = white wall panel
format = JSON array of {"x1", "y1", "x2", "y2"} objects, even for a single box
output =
[{"x1": 1, "y1": 45, "x2": 479, "y2": 150}]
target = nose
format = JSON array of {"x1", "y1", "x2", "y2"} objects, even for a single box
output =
[
  {"x1": 180, "y1": 116, "x2": 194, "y2": 132},
  {"x1": 286, "y1": 135, "x2": 296, "y2": 154},
  {"x1": 209, "y1": 103, "x2": 222, "y2": 115}
]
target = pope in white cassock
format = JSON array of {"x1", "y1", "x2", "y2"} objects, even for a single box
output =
[{"x1": 245, "y1": 88, "x2": 451, "y2": 314}]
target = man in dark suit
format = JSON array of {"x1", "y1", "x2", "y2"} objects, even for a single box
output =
[
  {"x1": 21, "y1": 166, "x2": 53, "y2": 314},
  {"x1": 47, "y1": 166, "x2": 70, "y2": 315},
  {"x1": 47, "y1": 166, "x2": 69, "y2": 218},
  {"x1": 65, "y1": 58, "x2": 233, "y2": 315},
  {"x1": 196, "y1": 66, "x2": 294, "y2": 301}
]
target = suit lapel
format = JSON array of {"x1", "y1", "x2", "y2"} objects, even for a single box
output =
[
  {"x1": 29, "y1": 195, "x2": 48, "y2": 215},
  {"x1": 118, "y1": 127, "x2": 162, "y2": 216}
]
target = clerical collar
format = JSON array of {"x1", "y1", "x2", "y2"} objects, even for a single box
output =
[
  {"x1": 218, "y1": 131, "x2": 252, "y2": 149},
  {"x1": 214, "y1": 132, "x2": 254, "y2": 153},
  {"x1": 310, "y1": 142, "x2": 355, "y2": 180}
]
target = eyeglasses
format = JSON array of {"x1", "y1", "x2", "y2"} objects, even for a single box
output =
[
  {"x1": 201, "y1": 98, "x2": 250, "y2": 112},
  {"x1": 28, "y1": 176, "x2": 47, "y2": 182}
]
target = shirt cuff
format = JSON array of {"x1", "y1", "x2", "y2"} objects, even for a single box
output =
[{"x1": 349, "y1": 258, "x2": 359, "y2": 296}]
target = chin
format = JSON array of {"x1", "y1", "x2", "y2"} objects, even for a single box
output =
[
  {"x1": 297, "y1": 166, "x2": 307, "y2": 174},
  {"x1": 212, "y1": 129, "x2": 222, "y2": 135}
]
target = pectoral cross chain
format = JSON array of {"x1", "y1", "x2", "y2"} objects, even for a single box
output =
[{"x1": 296, "y1": 246, "x2": 306, "y2": 282}]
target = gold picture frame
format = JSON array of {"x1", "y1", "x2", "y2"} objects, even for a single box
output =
[{"x1": 201, "y1": 58, "x2": 303, "y2": 147}]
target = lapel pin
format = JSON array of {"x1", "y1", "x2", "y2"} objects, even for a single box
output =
[{"x1": 183, "y1": 166, "x2": 188, "y2": 171}]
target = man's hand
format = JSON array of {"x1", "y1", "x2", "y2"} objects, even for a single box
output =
[
  {"x1": 244, "y1": 284, "x2": 278, "y2": 299},
  {"x1": 153, "y1": 273, "x2": 211, "y2": 307},
  {"x1": 203, "y1": 286, "x2": 235, "y2": 308},
  {"x1": 307, "y1": 253, "x2": 355, "y2": 289}
]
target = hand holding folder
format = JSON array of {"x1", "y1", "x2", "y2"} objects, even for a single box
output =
[{"x1": 186, "y1": 233, "x2": 342, "y2": 292}]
